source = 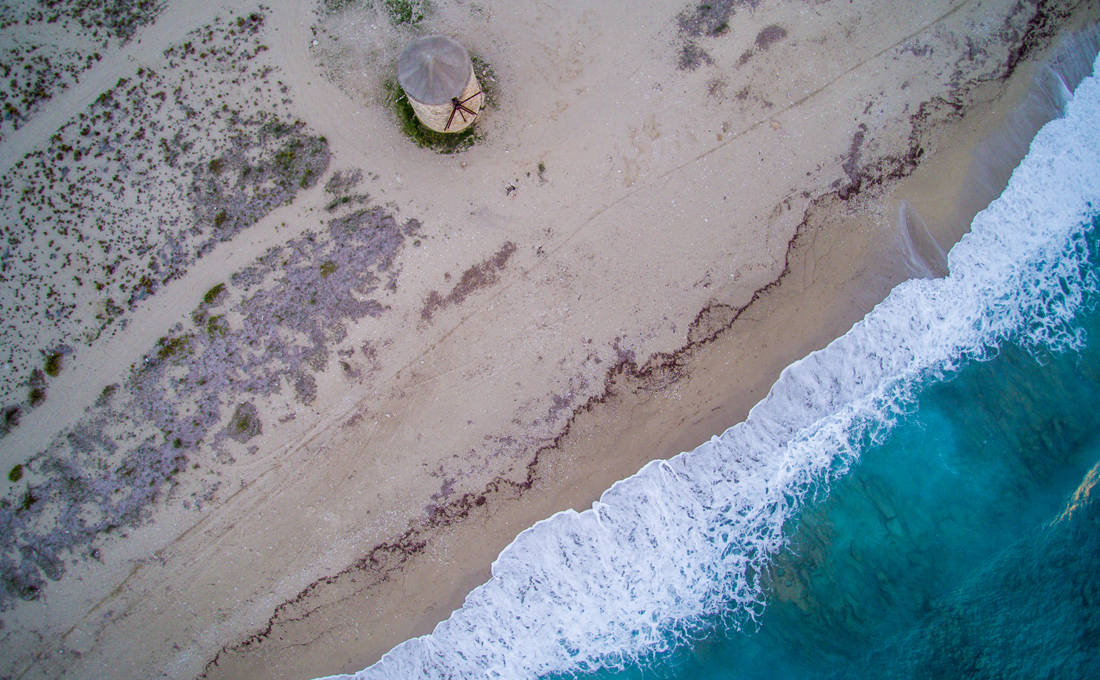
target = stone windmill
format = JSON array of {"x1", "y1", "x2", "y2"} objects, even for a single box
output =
[{"x1": 397, "y1": 35, "x2": 483, "y2": 133}]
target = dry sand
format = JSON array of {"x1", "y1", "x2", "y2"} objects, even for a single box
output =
[{"x1": 1, "y1": 0, "x2": 1097, "y2": 678}]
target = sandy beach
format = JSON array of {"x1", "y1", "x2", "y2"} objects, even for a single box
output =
[{"x1": 1, "y1": 0, "x2": 1097, "y2": 678}]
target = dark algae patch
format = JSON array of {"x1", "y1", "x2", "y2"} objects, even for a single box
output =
[
  {"x1": 676, "y1": 0, "x2": 758, "y2": 69},
  {"x1": 420, "y1": 241, "x2": 516, "y2": 321},
  {"x1": 2, "y1": 407, "x2": 20, "y2": 434},
  {"x1": 739, "y1": 24, "x2": 788, "y2": 66},
  {"x1": 228, "y1": 403, "x2": 262, "y2": 443},
  {"x1": 754, "y1": 24, "x2": 787, "y2": 49}
]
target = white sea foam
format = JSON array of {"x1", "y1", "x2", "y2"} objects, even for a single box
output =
[{"x1": 323, "y1": 53, "x2": 1100, "y2": 680}]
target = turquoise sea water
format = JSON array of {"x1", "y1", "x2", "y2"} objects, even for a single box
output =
[
  {"x1": 330, "y1": 46, "x2": 1100, "y2": 680},
  {"x1": 565, "y1": 215, "x2": 1100, "y2": 680}
]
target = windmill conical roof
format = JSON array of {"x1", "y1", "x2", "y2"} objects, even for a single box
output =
[{"x1": 397, "y1": 35, "x2": 473, "y2": 106}]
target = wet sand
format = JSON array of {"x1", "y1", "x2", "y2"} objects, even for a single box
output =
[{"x1": 1, "y1": 0, "x2": 1097, "y2": 678}]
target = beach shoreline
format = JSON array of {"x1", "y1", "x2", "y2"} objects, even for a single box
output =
[
  {"x1": 200, "y1": 6, "x2": 1100, "y2": 678},
  {"x1": 1, "y1": 1, "x2": 1097, "y2": 678}
]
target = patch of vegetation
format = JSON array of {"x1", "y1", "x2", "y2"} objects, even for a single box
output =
[
  {"x1": 324, "y1": 168, "x2": 363, "y2": 195},
  {"x1": 155, "y1": 334, "x2": 192, "y2": 360},
  {"x1": 8, "y1": 464, "x2": 22, "y2": 483},
  {"x1": 471, "y1": 55, "x2": 498, "y2": 105},
  {"x1": 27, "y1": 369, "x2": 47, "y2": 406},
  {"x1": 326, "y1": 195, "x2": 351, "y2": 211},
  {"x1": 678, "y1": 0, "x2": 741, "y2": 38},
  {"x1": 95, "y1": 383, "x2": 118, "y2": 407},
  {"x1": 3, "y1": 406, "x2": 21, "y2": 430},
  {"x1": 132, "y1": 275, "x2": 156, "y2": 302},
  {"x1": 260, "y1": 117, "x2": 296, "y2": 138},
  {"x1": 674, "y1": 0, "x2": 744, "y2": 69},
  {"x1": 272, "y1": 135, "x2": 328, "y2": 188},
  {"x1": 382, "y1": 0, "x2": 429, "y2": 25},
  {"x1": 28, "y1": 387, "x2": 46, "y2": 407},
  {"x1": 324, "y1": 193, "x2": 370, "y2": 212},
  {"x1": 205, "y1": 314, "x2": 229, "y2": 338},
  {"x1": 63, "y1": 0, "x2": 164, "y2": 42},
  {"x1": 228, "y1": 402, "x2": 262, "y2": 443},
  {"x1": 203, "y1": 283, "x2": 226, "y2": 305},
  {"x1": 678, "y1": 42, "x2": 714, "y2": 70},
  {"x1": 321, "y1": 0, "x2": 359, "y2": 14},
  {"x1": 190, "y1": 120, "x2": 329, "y2": 257},
  {"x1": 44, "y1": 352, "x2": 63, "y2": 377},
  {"x1": 275, "y1": 140, "x2": 300, "y2": 172},
  {"x1": 18, "y1": 490, "x2": 37, "y2": 512},
  {"x1": 235, "y1": 12, "x2": 264, "y2": 31}
]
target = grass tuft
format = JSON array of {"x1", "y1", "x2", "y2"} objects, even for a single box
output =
[
  {"x1": 383, "y1": 0, "x2": 429, "y2": 25},
  {"x1": 156, "y1": 335, "x2": 192, "y2": 360},
  {"x1": 44, "y1": 352, "x2": 63, "y2": 377},
  {"x1": 203, "y1": 283, "x2": 226, "y2": 305},
  {"x1": 205, "y1": 314, "x2": 228, "y2": 338}
]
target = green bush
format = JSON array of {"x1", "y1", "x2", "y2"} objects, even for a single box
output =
[
  {"x1": 383, "y1": 0, "x2": 428, "y2": 25},
  {"x1": 203, "y1": 283, "x2": 226, "y2": 305},
  {"x1": 44, "y1": 352, "x2": 63, "y2": 377}
]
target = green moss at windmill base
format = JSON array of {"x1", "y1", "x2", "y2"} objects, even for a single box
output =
[{"x1": 384, "y1": 79, "x2": 481, "y2": 154}]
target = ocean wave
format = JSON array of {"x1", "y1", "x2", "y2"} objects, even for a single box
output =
[{"x1": 326, "y1": 52, "x2": 1100, "y2": 680}]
